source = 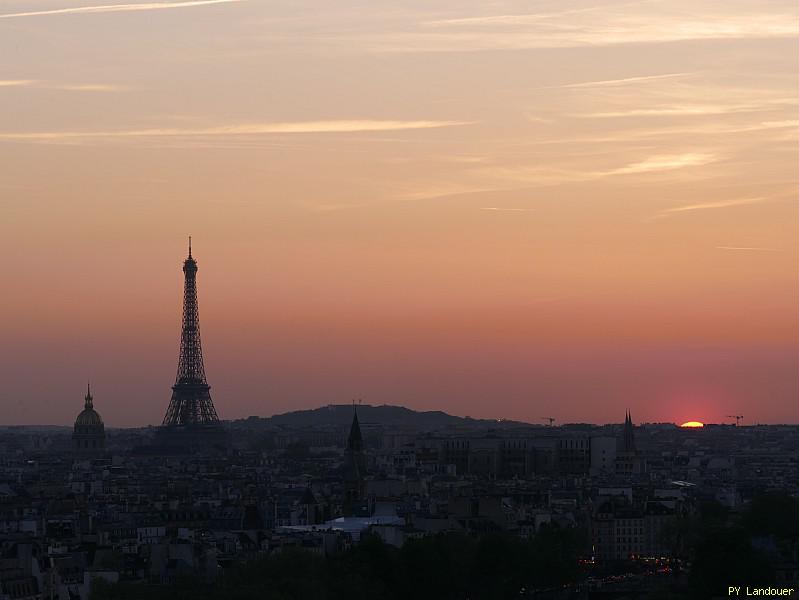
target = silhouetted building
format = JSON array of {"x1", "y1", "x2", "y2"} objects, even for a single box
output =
[
  {"x1": 590, "y1": 435, "x2": 617, "y2": 475},
  {"x1": 557, "y1": 435, "x2": 591, "y2": 475},
  {"x1": 162, "y1": 239, "x2": 220, "y2": 427},
  {"x1": 73, "y1": 384, "x2": 105, "y2": 454},
  {"x1": 499, "y1": 438, "x2": 534, "y2": 478},
  {"x1": 623, "y1": 409, "x2": 636, "y2": 453},
  {"x1": 157, "y1": 240, "x2": 227, "y2": 451},
  {"x1": 591, "y1": 491, "x2": 679, "y2": 561},
  {"x1": 343, "y1": 406, "x2": 367, "y2": 513},
  {"x1": 616, "y1": 410, "x2": 645, "y2": 476},
  {"x1": 441, "y1": 438, "x2": 470, "y2": 475}
]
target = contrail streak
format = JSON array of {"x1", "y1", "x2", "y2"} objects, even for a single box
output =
[{"x1": 0, "y1": 0, "x2": 244, "y2": 20}]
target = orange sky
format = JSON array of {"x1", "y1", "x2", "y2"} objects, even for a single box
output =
[{"x1": 1, "y1": 0, "x2": 798, "y2": 426}]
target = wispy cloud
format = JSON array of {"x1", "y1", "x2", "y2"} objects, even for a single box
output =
[
  {"x1": 422, "y1": 7, "x2": 599, "y2": 28},
  {"x1": 401, "y1": 182, "x2": 508, "y2": 202},
  {"x1": 0, "y1": 120, "x2": 473, "y2": 143},
  {"x1": 663, "y1": 197, "x2": 766, "y2": 214},
  {"x1": 0, "y1": 80, "x2": 37, "y2": 87},
  {"x1": 576, "y1": 104, "x2": 771, "y2": 118},
  {"x1": 351, "y1": 9, "x2": 799, "y2": 53},
  {"x1": 609, "y1": 153, "x2": 718, "y2": 175},
  {"x1": 480, "y1": 207, "x2": 536, "y2": 212},
  {"x1": 0, "y1": 80, "x2": 127, "y2": 92},
  {"x1": 0, "y1": 0, "x2": 244, "y2": 20},
  {"x1": 653, "y1": 196, "x2": 766, "y2": 220},
  {"x1": 762, "y1": 119, "x2": 799, "y2": 129},
  {"x1": 422, "y1": 1, "x2": 652, "y2": 28},
  {"x1": 554, "y1": 73, "x2": 691, "y2": 89},
  {"x1": 716, "y1": 245, "x2": 781, "y2": 252},
  {"x1": 401, "y1": 150, "x2": 720, "y2": 205},
  {"x1": 303, "y1": 201, "x2": 374, "y2": 213},
  {"x1": 519, "y1": 119, "x2": 799, "y2": 147},
  {"x1": 52, "y1": 83, "x2": 130, "y2": 92}
]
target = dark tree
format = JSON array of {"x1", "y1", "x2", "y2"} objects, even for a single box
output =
[{"x1": 688, "y1": 527, "x2": 773, "y2": 600}]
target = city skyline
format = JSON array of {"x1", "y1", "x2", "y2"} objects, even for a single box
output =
[
  {"x1": 2, "y1": 0, "x2": 799, "y2": 426},
  {"x1": 3, "y1": 240, "x2": 792, "y2": 429}
]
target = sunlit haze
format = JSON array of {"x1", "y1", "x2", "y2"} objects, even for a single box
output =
[{"x1": 2, "y1": 0, "x2": 799, "y2": 426}]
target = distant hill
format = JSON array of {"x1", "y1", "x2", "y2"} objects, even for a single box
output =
[
  {"x1": 0, "y1": 425, "x2": 71, "y2": 432},
  {"x1": 234, "y1": 404, "x2": 531, "y2": 431}
]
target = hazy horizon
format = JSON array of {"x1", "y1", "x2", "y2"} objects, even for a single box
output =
[
  {"x1": 3, "y1": 399, "x2": 790, "y2": 428},
  {"x1": 2, "y1": 0, "x2": 799, "y2": 426}
]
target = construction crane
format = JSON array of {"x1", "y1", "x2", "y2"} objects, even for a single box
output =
[
  {"x1": 727, "y1": 415, "x2": 744, "y2": 426},
  {"x1": 542, "y1": 417, "x2": 555, "y2": 426}
]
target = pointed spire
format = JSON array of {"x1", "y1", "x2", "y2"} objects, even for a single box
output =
[
  {"x1": 85, "y1": 382, "x2": 93, "y2": 410},
  {"x1": 188, "y1": 235, "x2": 192, "y2": 259},
  {"x1": 623, "y1": 408, "x2": 635, "y2": 452},
  {"x1": 347, "y1": 401, "x2": 363, "y2": 453}
]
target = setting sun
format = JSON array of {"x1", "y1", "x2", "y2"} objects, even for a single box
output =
[{"x1": 680, "y1": 421, "x2": 705, "y2": 428}]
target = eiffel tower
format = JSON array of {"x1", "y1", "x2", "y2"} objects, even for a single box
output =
[{"x1": 162, "y1": 239, "x2": 220, "y2": 427}]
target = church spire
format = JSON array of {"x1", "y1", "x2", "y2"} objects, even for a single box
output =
[
  {"x1": 623, "y1": 409, "x2": 635, "y2": 452},
  {"x1": 343, "y1": 401, "x2": 367, "y2": 512},
  {"x1": 347, "y1": 402, "x2": 363, "y2": 453},
  {"x1": 85, "y1": 382, "x2": 93, "y2": 410}
]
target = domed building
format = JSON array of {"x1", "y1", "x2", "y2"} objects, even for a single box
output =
[{"x1": 73, "y1": 384, "x2": 106, "y2": 454}]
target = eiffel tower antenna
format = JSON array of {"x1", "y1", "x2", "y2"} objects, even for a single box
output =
[{"x1": 162, "y1": 241, "x2": 219, "y2": 427}]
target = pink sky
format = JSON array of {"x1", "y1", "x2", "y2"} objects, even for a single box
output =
[{"x1": 1, "y1": 0, "x2": 798, "y2": 425}]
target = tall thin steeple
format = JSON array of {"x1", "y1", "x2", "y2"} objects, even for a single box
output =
[
  {"x1": 347, "y1": 402, "x2": 364, "y2": 453},
  {"x1": 343, "y1": 402, "x2": 367, "y2": 511},
  {"x1": 623, "y1": 409, "x2": 636, "y2": 453}
]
